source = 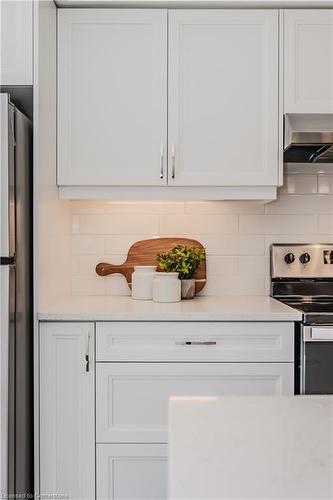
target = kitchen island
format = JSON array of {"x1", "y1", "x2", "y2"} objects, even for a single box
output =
[{"x1": 169, "y1": 395, "x2": 333, "y2": 499}]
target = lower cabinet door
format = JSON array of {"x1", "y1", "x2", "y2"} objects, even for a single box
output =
[
  {"x1": 96, "y1": 362, "x2": 294, "y2": 443},
  {"x1": 97, "y1": 444, "x2": 168, "y2": 500},
  {"x1": 39, "y1": 322, "x2": 95, "y2": 499}
]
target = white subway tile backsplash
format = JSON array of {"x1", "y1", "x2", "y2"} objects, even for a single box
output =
[
  {"x1": 184, "y1": 201, "x2": 264, "y2": 215},
  {"x1": 72, "y1": 235, "x2": 105, "y2": 254},
  {"x1": 239, "y1": 214, "x2": 318, "y2": 234},
  {"x1": 71, "y1": 256, "x2": 80, "y2": 275},
  {"x1": 318, "y1": 215, "x2": 333, "y2": 234},
  {"x1": 77, "y1": 214, "x2": 159, "y2": 235},
  {"x1": 279, "y1": 175, "x2": 317, "y2": 194},
  {"x1": 69, "y1": 174, "x2": 333, "y2": 297},
  {"x1": 318, "y1": 175, "x2": 333, "y2": 194},
  {"x1": 193, "y1": 235, "x2": 265, "y2": 256},
  {"x1": 106, "y1": 201, "x2": 185, "y2": 214},
  {"x1": 71, "y1": 200, "x2": 106, "y2": 214},
  {"x1": 159, "y1": 214, "x2": 238, "y2": 235},
  {"x1": 72, "y1": 215, "x2": 80, "y2": 234},
  {"x1": 72, "y1": 276, "x2": 106, "y2": 296},
  {"x1": 238, "y1": 256, "x2": 269, "y2": 275},
  {"x1": 201, "y1": 275, "x2": 265, "y2": 296},
  {"x1": 206, "y1": 256, "x2": 238, "y2": 275},
  {"x1": 266, "y1": 194, "x2": 333, "y2": 215},
  {"x1": 104, "y1": 235, "x2": 153, "y2": 254}
]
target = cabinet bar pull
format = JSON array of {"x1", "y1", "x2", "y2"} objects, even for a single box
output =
[
  {"x1": 176, "y1": 341, "x2": 217, "y2": 346},
  {"x1": 171, "y1": 144, "x2": 175, "y2": 179},
  {"x1": 160, "y1": 144, "x2": 164, "y2": 179},
  {"x1": 85, "y1": 333, "x2": 90, "y2": 372}
]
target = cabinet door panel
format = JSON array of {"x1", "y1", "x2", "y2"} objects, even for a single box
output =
[
  {"x1": 168, "y1": 10, "x2": 279, "y2": 186},
  {"x1": 58, "y1": 10, "x2": 167, "y2": 186},
  {"x1": 40, "y1": 322, "x2": 95, "y2": 500},
  {"x1": 96, "y1": 362, "x2": 293, "y2": 443},
  {"x1": 284, "y1": 10, "x2": 333, "y2": 113},
  {"x1": 97, "y1": 444, "x2": 167, "y2": 500},
  {"x1": 0, "y1": 0, "x2": 33, "y2": 85}
]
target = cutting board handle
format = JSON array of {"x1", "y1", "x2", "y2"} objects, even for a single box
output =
[{"x1": 96, "y1": 262, "x2": 128, "y2": 277}]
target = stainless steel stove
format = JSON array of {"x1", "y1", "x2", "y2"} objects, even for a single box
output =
[{"x1": 271, "y1": 244, "x2": 333, "y2": 394}]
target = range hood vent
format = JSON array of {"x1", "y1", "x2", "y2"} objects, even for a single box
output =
[{"x1": 284, "y1": 114, "x2": 333, "y2": 164}]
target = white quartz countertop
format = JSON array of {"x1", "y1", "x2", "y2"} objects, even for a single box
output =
[
  {"x1": 169, "y1": 396, "x2": 333, "y2": 499},
  {"x1": 38, "y1": 295, "x2": 302, "y2": 321}
]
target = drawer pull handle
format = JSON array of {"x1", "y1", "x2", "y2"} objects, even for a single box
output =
[
  {"x1": 176, "y1": 341, "x2": 217, "y2": 346},
  {"x1": 85, "y1": 333, "x2": 91, "y2": 372}
]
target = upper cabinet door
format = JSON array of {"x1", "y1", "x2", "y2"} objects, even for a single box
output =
[
  {"x1": 58, "y1": 10, "x2": 167, "y2": 186},
  {"x1": 0, "y1": 0, "x2": 33, "y2": 85},
  {"x1": 284, "y1": 10, "x2": 333, "y2": 113},
  {"x1": 168, "y1": 10, "x2": 279, "y2": 187}
]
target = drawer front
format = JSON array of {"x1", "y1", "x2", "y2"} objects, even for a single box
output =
[
  {"x1": 96, "y1": 362, "x2": 294, "y2": 443},
  {"x1": 96, "y1": 322, "x2": 294, "y2": 362},
  {"x1": 97, "y1": 444, "x2": 167, "y2": 500}
]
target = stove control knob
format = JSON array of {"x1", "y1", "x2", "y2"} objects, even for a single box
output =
[
  {"x1": 299, "y1": 252, "x2": 311, "y2": 264},
  {"x1": 284, "y1": 253, "x2": 295, "y2": 264}
]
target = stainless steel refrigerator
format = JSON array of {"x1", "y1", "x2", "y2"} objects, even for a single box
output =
[{"x1": 0, "y1": 93, "x2": 33, "y2": 497}]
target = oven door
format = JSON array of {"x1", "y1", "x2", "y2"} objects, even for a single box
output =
[{"x1": 301, "y1": 326, "x2": 333, "y2": 394}]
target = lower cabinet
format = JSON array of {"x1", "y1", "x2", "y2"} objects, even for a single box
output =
[
  {"x1": 39, "y1": 320, "x2": 295, "y2": 500},
  {"x1": 39, "y1": 322, "x2": 95, "y2": 500},
  {"x1": 97, "y1": 444, "x2": 168, "y2": 500}
]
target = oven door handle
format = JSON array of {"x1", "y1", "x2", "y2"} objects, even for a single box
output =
[{"x1": 304, "y1": 326, "x2": 333, "y2": 342}]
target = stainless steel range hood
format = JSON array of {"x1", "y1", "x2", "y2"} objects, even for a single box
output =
[{"x1": 284, "y1": 114, "x2": 333, "y2": 164}]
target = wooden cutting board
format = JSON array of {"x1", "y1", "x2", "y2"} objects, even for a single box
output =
[{"x1": 96, "y1": 237, "x2": 206, "y2": 293}]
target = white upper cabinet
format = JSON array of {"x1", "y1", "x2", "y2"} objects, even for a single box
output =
[
  {"x1": 57, "y1": 8, "x2": 281, "y2": 197},
  {"x1": 57, "y1": 9, "x2": 168, "y2": 186},
  {"x1": 284, "y1": 10, "x2": 333, "y2": 113},
  {"x1": 168, "y1": 10, "x2": 280, "y2": 186},
  {"x1": 0, "y1": 0, "x2": 33, "y2": 85}
]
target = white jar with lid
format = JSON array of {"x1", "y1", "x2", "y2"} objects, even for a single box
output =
[
  {"x1": 152, "y1": 272, "x2": 181, "y2": 303},
  {"x1": 131, "y1": 266, "x2": 157, "y2": 300}
]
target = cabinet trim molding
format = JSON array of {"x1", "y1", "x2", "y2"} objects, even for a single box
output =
[{"x1": 58, "y1": 185, "x2": 277, "y2": 200}]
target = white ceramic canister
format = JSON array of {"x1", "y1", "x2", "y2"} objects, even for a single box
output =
[
  {"x1": 131, "y1": 266, "x2": 157, "y2": 300},
  {"x1": 152, "y1": 272, "x2": 181, "y2": 303}
]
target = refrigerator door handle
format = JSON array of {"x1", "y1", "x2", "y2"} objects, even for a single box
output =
[{"x1": 0, "y1": 257, "x2": 15, "y2": 266}]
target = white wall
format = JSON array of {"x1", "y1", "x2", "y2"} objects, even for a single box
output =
[
  {"x1": 35, "y1": 0, "x2": 71, "y2": 311},
  {"x1": 69, "y1": 174, "x2": 333, "y2": 297}
]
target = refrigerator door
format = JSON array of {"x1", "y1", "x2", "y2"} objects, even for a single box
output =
[
  {"x1": 0, "y1": 93, "x2": 14, "y2": 497},
  {"x1": 12, "y1": 105, "x2": 33, "y2": 496},
  {"x1": 0, "y1": 94, "x2": 33, "y2": 497}
]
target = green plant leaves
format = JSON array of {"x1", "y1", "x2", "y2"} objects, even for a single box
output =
[{"x1": 156, "y1": 244, "x2": 206, "y2": 280}]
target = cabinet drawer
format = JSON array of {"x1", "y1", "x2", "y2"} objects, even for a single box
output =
[
  {"x1": 97, "y1": 444, "x2": 167, "y2": 500},
  {"x1": 96, "y1": 322, "x2": 294, "y2": 362},
  {"x1": 96, "y1": 362, "x2": 293, "y2": 443}
]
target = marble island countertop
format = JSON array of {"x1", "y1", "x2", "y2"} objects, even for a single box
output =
[
  {"x1": 169, "y1": 396, "x2": 333, "y2": 499},
  {"x1": 38, "y1": 295, "x2": 302, "y2": 321}
]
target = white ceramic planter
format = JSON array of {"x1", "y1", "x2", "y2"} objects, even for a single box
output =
[
  {"x1": 181, "y1": 279, "x2": 196, "y2": 299},
  {"x1": 131, "y1": 266, "x2": 157, "y2": 300},
  {"x1": 153, "y1": 272, "x2": 181, "y2": 303}
]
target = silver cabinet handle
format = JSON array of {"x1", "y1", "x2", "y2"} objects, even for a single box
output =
[
  {"x1": 176, "y1": 341, "x2": 217, "y2": 346},
  {"x1": 171, "y1": 144, "x2": 175, "y2": 179},
  {"x1": 160, "y1": 144, "x2": 164, "y2": 179},
  {"x1": 85, "y1": 333, "x2": 91, "y2": 372}
]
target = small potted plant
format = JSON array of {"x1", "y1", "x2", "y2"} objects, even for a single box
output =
[{"x1": 156, "y1": 244, "x2": 206, "y2": 299}]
